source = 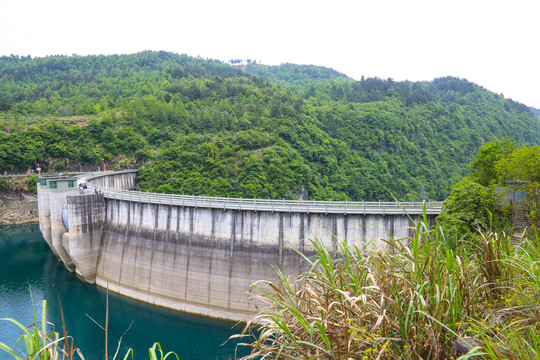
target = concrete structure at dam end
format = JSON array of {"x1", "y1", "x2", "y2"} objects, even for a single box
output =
[{"x1": 37, "y1": 170, "x2": 442, "y2": 321}]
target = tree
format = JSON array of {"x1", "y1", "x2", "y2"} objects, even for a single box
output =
[
  {"x1": 469, "y1": 139, "x2": 517, "y2": 186},
  {"x1": 438, "y1": 141, "x2": 540, "y2": 245},
  {"x1": 0, "y1": 100, "x2": 11, "y2": 111},
  {"x1": 495, "y1": 145, "x2": 540, "y2": 184},
  {"x1": 436, "y1": 177, "x2": 498, "y2": 247}
]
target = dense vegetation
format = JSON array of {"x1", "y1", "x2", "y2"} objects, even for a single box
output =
[
  {"x1": 1, "y1": 51, "x2": 538, "y2": 201},
  {"x1": 437, "y1": 140, "x2": 540, "y2": 246},
  {"x1": 0, "y1": 174, "x2": 37, "y2": 193},
  {"x1": 237, "y1": 145, "x2": 540, "y2": 359},
  {"x1": 530, "y1": 107, "x2": 540, "y2": 119},
  {"x1": 238, "y1": 222, "x2": 540, "y2": 359}
]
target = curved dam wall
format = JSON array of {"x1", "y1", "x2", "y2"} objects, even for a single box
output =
[
  {"x1": 83, "y1": 170, "x2": 138, "y2": 190},
  {"x1": 37, "y1": 171, "x2": 442, "y2": 322}
]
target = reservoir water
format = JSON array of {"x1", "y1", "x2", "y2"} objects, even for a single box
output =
[{"x1": 0, "y1": 224, "x2": 249, "y2": 360}]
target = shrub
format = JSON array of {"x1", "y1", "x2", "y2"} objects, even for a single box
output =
[{"x1": 28, "y1": 174, "x2": 37, "y2": 193}]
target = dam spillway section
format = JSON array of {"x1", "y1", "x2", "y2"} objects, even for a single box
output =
[{"x1": 37, "y1": 170, "x2": 443, "y2": 321}]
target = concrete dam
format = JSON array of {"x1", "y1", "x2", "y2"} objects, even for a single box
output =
[{"x1": 37, "y1": 170, "x2": 442, "y2": 321}]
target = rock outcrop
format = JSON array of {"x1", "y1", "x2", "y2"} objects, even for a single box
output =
[{"x1": 0, "y1": 192, "x2": 38, "y2": 225}]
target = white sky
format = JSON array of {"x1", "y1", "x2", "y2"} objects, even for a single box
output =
[{"x1": 1, "y1": 0, "x2": 539, "y2": 108}]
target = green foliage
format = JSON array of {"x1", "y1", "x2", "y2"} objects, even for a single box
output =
[
  {"x1": 495, "y1": 145, "x2": 540, "y2": 184},
  {"x1": 0, "y1": 298, "x2": 178, "y2": 360},
  {"x1": 147, "y1": 342, "x2": 179, "y2": 360},
  {"x1": 243, "y1": 62, "x2": 349, "y2": 87},
  {"x1": 0, "y1": 300, "x2": 61, "y2": 360},
  {"x1": 438, "y1": 140, "x2": 540, "y2": 244},
  {"x1": 530, "y1": 106, "x2": 540, "y2": 119},
  {"x1": 436, "y1": 178, "x2": 499, "y2": 246},
  {"x1": 28, "y1": 174, "x2": 37, "y2": 193},
  {"x1": 0, "y1": 176, "x2": 37, "y2": 193},
  {"x1": 0, "y1": 52, "x2": 539, "y2": 201},
  {"x1": 239, "y1": 225, "x2": 540, "y2": 359},
  {"x1": 469, "y1": 139, "x2": 517, "y2": 186}
]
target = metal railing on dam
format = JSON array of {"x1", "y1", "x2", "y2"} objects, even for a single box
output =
[
  {"x1": 39, "y1": 170, "x2": 445, "y2": 321},
  {"x1": 66, "y1": 169, "x2": 443, "y2": 216},
  {"x1": 94, "y1": 188, "x2": 442, "y2": 215}
]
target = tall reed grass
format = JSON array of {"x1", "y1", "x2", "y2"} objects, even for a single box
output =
[{"x1": 236, "y1": 214, "x2": 540, "y2": 359}]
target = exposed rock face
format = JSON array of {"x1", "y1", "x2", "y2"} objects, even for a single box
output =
[
  {"x1": 454, "y1": 337, "x2": 511, "y2": 358},
  {"x1": 454, "y1": 337, "x2": 484, "y2": 358},
  {"x1": 0, "y1": 192, "x2": 38, "y2": 225}
]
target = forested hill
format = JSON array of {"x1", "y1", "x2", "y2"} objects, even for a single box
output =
[
  {"x1": 243, "y1": 63, "x2": 350, "y2": 86},
  {"x1": 530, "y1": 107, "x2": 540, "y2": 119},
  {"x1": 0, "y1": 51, "x2": 538, "y2": 201}
]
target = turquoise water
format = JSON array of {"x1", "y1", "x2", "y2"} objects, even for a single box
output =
[{"x1": 0, "y1": 224, "x2": 250, "y2": 360}]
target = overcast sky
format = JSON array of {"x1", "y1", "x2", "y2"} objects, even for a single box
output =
[{"x1": 1, "y1": 0, "x2": 539, "y2": 108}]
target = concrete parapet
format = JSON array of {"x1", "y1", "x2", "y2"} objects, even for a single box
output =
[{"x1": 85, "y1": 170, "x2": 138, "y2": 190}]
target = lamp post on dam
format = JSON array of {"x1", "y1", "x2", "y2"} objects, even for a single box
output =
[{"x1": 37, "y1": 170, "x2": 442, "y2": 321}]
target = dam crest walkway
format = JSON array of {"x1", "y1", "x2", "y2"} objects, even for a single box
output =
[{"x1": 83, "y1": 170, "x2": 443, "y2": 215}]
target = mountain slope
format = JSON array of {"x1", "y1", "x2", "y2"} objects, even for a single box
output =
[
  {"x1": 243, "y1": 63, "x2": 351, "y2": 86},
  {"x1": 530, "y1": 106, "x2": 540, "y2": 119},
  {"x1": 0, "y1": 52, "x2": 538, "y2": 201}
]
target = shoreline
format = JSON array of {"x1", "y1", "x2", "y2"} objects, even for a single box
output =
[{"x1": 0, "y1": 192, "x2": 39, "y2": 226}]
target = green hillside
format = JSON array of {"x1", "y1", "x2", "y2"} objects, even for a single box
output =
[
  {"x1": 530, "y1": 107, "x2": 540, "y2": 119},
  {"x1": 243, "y1": 62, "x2": 351, "y2": 87},
  {"x1": 0, "y1": 51, "x2": 538, "y2": 201}
]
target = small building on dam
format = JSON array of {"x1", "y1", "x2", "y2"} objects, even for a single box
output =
[{"x1": 37, "y1": 170, "x2": 442, "y2": 321}]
